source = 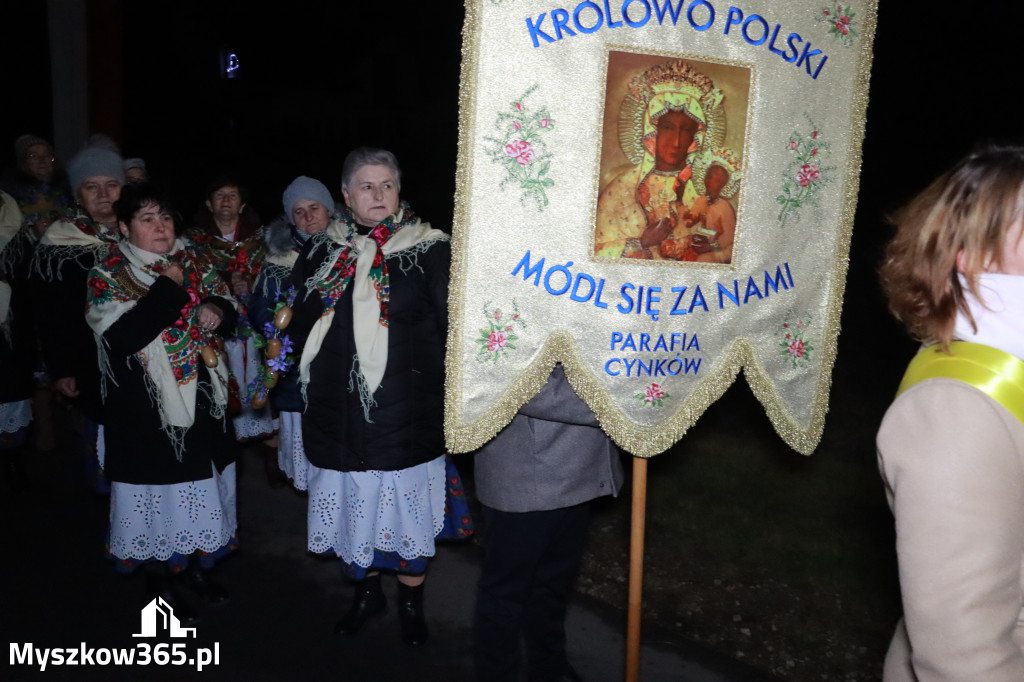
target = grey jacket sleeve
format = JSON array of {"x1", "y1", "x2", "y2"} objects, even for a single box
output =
[
  {"x1": 473, "y1": 363, "x2": 623, "y2": 513},
  {"x1": 517, "y1": 364, "x2": 599, "y2": 427}
]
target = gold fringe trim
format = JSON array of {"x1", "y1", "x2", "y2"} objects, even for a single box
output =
[{"x1": 446, "y1": 0, "x2": 878, "y2": 458}]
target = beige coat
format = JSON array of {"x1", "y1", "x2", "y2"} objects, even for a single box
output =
[{"x1": 877, "y1": 377, "x2": 1024, "y2": 680}]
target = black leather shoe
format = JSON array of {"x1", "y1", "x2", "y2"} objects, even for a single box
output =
[
  {"x1": 397, "y1": 581, "x2": 428, "y2": 646},
  {"x1": 4, "y1": 447, "x2": 31, "y2": 492},
  {"x1": 145, "y1": 570, "x2": 200, "y2": 627},
  {"x1": 334, "y1": 575, "x2": 387, "y2": 636},
  {"x1": 182, "y1": 566, "x2": 230, "y2": 605}
]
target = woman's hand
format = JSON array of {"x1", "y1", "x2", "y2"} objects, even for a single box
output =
[
  {"x1": 53, "y1": 376, "x2": 79, "y2": 398},
  {"x1": 161, "y1": 263, "x2": 184, "y2": 286},
  {"x1": 197, "y1": 303, "x2": 224, "y2": 333},
  {"x1": 229, "y1": 270, "x2": 253, "y2": 297}
]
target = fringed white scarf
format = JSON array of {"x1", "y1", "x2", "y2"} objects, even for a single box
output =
[
  {"x1": 86, "y1": 238, "x2": 232, "y2": 459},
  {"x1": 298, "y1": 212, "x2": 447, "y2": 419},
  {"x1": 34, "y1": 212, "x2": 119, "y2": 280}
]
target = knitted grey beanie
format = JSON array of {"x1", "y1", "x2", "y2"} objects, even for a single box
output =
[
  {"x1": 67, "y1": 148, "x2": 125, "y2": 191},
  {"x1": 14, "y1": 134, "x2": 50, "y2": 162},
  {"x1": 282, "y1": 176, "x2": 335, "y2": 218}
]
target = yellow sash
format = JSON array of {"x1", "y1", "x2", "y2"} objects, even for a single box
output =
[{"x1": 898, "y1": 342, "x2": 1024, "y2": 425}]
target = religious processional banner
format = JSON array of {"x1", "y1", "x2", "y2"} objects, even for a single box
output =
[{"x1": 445, "y1": 0, "x2": 877, "y2": 456}]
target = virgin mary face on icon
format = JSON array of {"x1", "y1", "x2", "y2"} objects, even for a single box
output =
[{"x1": 653, "y1": 110, "x2": 701, "y2": 173}]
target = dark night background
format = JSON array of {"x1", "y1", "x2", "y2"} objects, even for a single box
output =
[
  {"x1": 2, "y1": 3, "x2": 1023, "y2": 678},
  {"x1": 6, "y1": 1, "x2": 1020, "y2": 386}
]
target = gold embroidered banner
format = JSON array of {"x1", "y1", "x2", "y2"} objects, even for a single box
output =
[{"x1": 446, "y1": 0, "x2": 876, "y2": 456}]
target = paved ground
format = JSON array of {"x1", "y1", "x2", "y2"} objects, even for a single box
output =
[{"x1": 2, "y1": 438, "x2": 777, "y2": 681}]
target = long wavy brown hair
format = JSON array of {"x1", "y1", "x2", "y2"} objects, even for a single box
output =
[{"x1": 880, "y1": 144, "x2": 1024, "y2": 351}]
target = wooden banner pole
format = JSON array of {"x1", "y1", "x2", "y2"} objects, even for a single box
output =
[{"x1": 625, "y1": 455, "x2": 649, "y2": 682}]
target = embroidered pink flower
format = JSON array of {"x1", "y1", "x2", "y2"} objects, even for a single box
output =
[
  {"x1": 788, "y1": 339, "x2": 806, "y2": 358},
  {"x1": 515, "y1": 102, "x2": 522, "y2": 111},
  {"x1": 644, "y1": 383, "x2": 665, "y2": 403},
  {"x1": 494, "y1": 311, "x2": 500, "y2": 320},
  {"x1": 505, "y1": 326, "x2": 512, "y2": 331},
  {"x1": 487, "y1": 330, "x2": 508, "y2": 352},
  {"x1": 512, "y1": 121, "x2": 521, "y2": 131},
  {"x1": 540, "y1": 118, "x2": 550, "y2": 127},
  {"x1": 504, "y1": 140, "x2": 535, "y2": 166},
  {"x1": 796, "y1": 164, "x2": 821, "y2": 188},
  {"x1": 789, "y1": 140, "x2": 798, "y2": 150},
  {"x1": 812, "y1": 130, "x2": 819, "y2": 139},
  {"x1": 811, "y1": 148, "x2": 818, "y2": 156},
  {"x1": 836, "y1": 20, "x2": 849, "y2": 35}
]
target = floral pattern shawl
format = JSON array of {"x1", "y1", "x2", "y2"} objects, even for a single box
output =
[
  {"x1": 86, "y1": 238, "x2": 235, "y2": 457},
  {"x1": 33, "y1": 209, "x2": 121, "y2": 279},
  {"x1": 298, "y1": 204, "x2": 448, "y2": 418}
]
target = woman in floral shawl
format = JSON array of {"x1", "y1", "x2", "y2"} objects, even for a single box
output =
[
  {"x1": 188, "y1": 176, "x2": 273, "y2": 443},
  {"x1": 247, "y1": 176, "x2": 337, "y2": 491},
  {"x1": 32, "y1": 146, "x2": 125, "y2": 492},
  {"x1": 86, "y1": 183, "x2": 239, "y2": 625},
  {"x1": 288, "y1": 147, "x2": 471, "y2": 646}
]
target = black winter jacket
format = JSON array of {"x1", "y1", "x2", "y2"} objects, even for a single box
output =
[
  {"x1": 99, "y1": 276, "x2": 238, "y2": 485},
  {"x1": 289, "y1": 230, "x2": 449, "y2": 472},
  {"x1": 32, "y1": 239, "x2": 106, "y2": 422}
]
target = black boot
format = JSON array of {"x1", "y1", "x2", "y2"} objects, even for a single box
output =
[
  {"x1": 181, "y1": 563, "x2": 230, "y2": 605},
  {"x1": 143, "y1": 564, "x2": 200, "y2": 627},
  {"x1": 334, "y1": 574, "x2": 387, "y2": 636},
  {"x1": 397, "y1": 581, "x2": 428, "y2": 646},
  {"x1": 3, "y1": 445, "x2": 31, "y2": 492}
]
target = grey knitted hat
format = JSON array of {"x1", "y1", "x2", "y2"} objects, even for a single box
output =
[
  {"x1": 124, "y1": 157, "x2": 147, "y2": 171},
  {"x1": 67, "y1": 148, "x2": 126, "y2": 192},
  {"x1": 282, "y1": 176, "x2": 335, "y2": 218},
  {"x1": 14, "y1": 134, "x2": 50, "y2": 162}
]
